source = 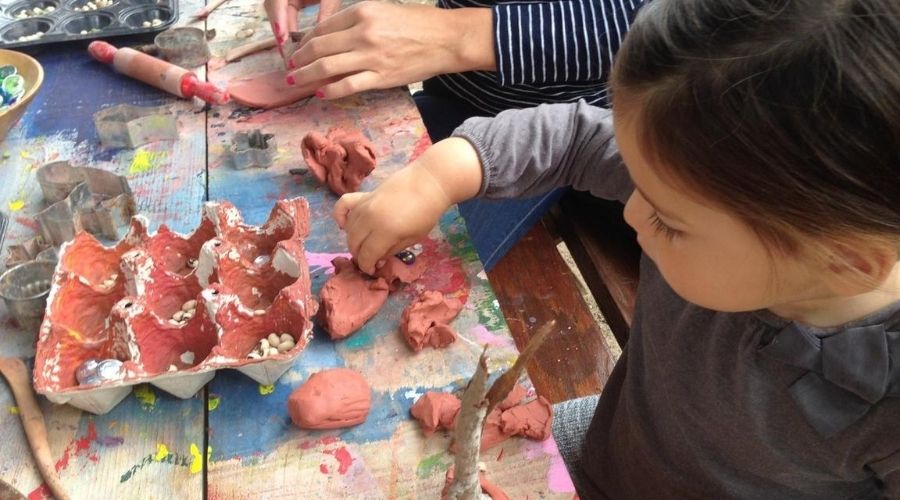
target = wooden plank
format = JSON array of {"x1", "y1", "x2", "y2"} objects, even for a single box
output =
[
  {"x1": 202, "y1": 1, "x2": 577, "y2": 497},
  {"x1": 557, "y1": 192, "x2": 640, "y2": 347},
  {"x1": 0, "y1": 1, "x2": 208, "y2": 496},
  {"x1": 487, "y1": 221, "x2": 616, "y2": 404}
]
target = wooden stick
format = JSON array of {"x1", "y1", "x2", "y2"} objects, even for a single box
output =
[
  {"x1": 0, "y1": 358, "x2": 70, "y2": 500},
  {"x1": 191, "y1": 0, "x2": 229, "y2": 19},
  {"x1": 224, "y1": 31, "x2": 307, "y2": 63},
  {"x1": 484, "y1": 319, "x2": 556, "y2": 414},
  {"x1": 446, "y1": 347, "x2": 490, "y2": 500}
]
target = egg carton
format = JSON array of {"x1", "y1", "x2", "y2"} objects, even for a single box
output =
[
  {"x1": 0, "y1": 0, "x2": 177, "y2": 48},
  {"x1": 32, "y1": 197, "x2": 317, "y2": 414}
]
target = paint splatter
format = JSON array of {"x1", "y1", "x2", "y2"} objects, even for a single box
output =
[
  {"x1": 155, "y1": 443, "x2": 169, "y2": 461},
  {"x1": 188, "y1": 443, "x2": 210, "y2": 474},
  {"x1": 416, "y1": 452, "x2": 449, "y2": 478},
  {"x1": 322, "y1": 446, "x2": 353, "y2": 474},
  {"x1": 96, "y1": 435, "x2": 124, "y2": 447},
  {"x1": 129, "y1": 150, "x2": 165, "y2": 175},
  {"x1": 7, "y1": 199, "x2": 24, "y2": 211},
  {"x1": 258, "y1": 384, "x2": 275, "y2": 395},
  {"x1": 319, "y1": 464, "x2": 329, "y2": 474},
  {"x1": 543, "y1": 439, "x2": 576, "y2": 493},
  {"x1": 133, "y1": 385, "x2": 157, "y2": 410},
  {"x1": 208, "y1": 395, "x2": 221, "y2": 411},
  {"x1": 8, "y1": 406, "x2": 19, "y2": 415},
  {"x1": 56, "y1": 421, "x2": 98, "y2": 471}
]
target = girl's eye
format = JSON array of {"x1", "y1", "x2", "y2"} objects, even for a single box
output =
[{"x1": 648, "y1": 212, "x2": 682, "y2": 241}]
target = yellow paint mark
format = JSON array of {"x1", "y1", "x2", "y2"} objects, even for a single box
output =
[
  {"x1": 7, "y1": 199, "x2": 24, "y2": 212},
  {"x1": 19, "y1": 150, "x2": 30, "y2": 159},
  {"x1": 8, "y1": 406, "x2": 19, "y2": 415},
  {"x1": 154, "y1": 443, "x2": 169, "y2": 461},
  {"x1": 189, "y1": 444, "x2": 211, "y2": 474},
  {"x1": 65, "y1": 328, "x2": 83, "y2": 342},
  {"x1": 134, "y1": 385, "x2": 157, "y2": 409},
  {"x1": 258, "y1": 384, "x2": 275, "y2": 395},
  {"x1": 208, "y1": 395, "x2": 220, "y2": 411},
  {"x1": 128, "y1": 150, "x2": 165, "y2": 175}
]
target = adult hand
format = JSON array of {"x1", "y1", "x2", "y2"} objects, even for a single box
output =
[
  {"x1": 333, "y1": 138, "x2": 484, "y2": 274},
  {"x1": 263, "y1": 0, "x2": 341, "y2": 57},
  {"x1": 287, "y1": 1, "x2": 493, "y2": 99}
]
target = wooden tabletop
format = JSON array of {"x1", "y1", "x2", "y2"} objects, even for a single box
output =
[{"x1": 0, "y1": 0, "x2": 577, "y2": 498}]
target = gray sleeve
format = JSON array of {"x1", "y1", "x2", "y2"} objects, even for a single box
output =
[{"x1": 451, "y1": 100, "x2": 633, "y2": 204}]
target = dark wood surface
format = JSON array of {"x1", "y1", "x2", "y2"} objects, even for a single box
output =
[
  {"x1": 557, "y1": 192, "x2": 641, "y2": 347},
  {"x1": 487, "y1": 221, "x2": 618, "y2": 404}
]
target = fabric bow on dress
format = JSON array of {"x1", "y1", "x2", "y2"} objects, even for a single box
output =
[{"x1": 759, "y1": 323, "x2": 900, "y2": 437}]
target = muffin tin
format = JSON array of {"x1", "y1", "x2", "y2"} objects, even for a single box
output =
[
  {"x1": 32, "y1": 198, "x2": 318, "y2": 414},
  {"x1": 0, "y1": 0, "x2": 178, "y2": 48}
]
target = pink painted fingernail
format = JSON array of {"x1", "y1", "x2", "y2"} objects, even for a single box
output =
[
  {"x1": 273, "y1": 21, "x2": 282, "y2": 36},
  {"x1": 288, "y1": 59, "x2": 296, "y2": 69},
  {"x1": 315, "y1": 89, "x2": 325, "y2": 99},
  {"x1": 286, "y1": 74, "x2": 295, "y2": 86}
]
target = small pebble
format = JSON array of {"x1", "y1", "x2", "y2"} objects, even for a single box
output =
[
  {"x1": 151, "y1": 18, "x2": 162, "y2": 27},
  {"x1": 80, "y1": 30, "x2": 87, "y2": 35},
  {"x1": 182, "y1": 300, "x2": 197, "y2": 311},
  {"x1": 279, "y1": 333, "x2": 293, "y2": 344},
  {"x1": 259, "y1": 339, "x2": 270, "y2": 351},
  {"x1": 46, "y1": 5, "x2": 55, "y2": 11},
  {"x1": 267, "y1": 347, "x2": 278, "y2": 357},
  {"x1": 183, "y1": 310, "x2": 195, "y2": 320},
  {"x1": 170, "y1": 319, "x2": 181, "y2": 325},
  {"x1": 248, "y1": 351, "x2": 261, "y2": 359},
  {"x1": 168, "y1": 364, "x2": 177, "y2": 372},
  {"x1": 267, "y1": 333, "x2": 280, "y2": 347},
  {"x1": 142, "y1": 21, "x2": 151, "y2": 27},
  {"x1": 276, "y1": 342, "x2": 293, "y2": 353},
  {"x1": 172, "y1": 310, "x2": 185, "y2": 321}
]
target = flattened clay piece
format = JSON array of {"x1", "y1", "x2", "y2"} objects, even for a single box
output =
[
  {"x1": 499, "y1": 396, "x2": 553, "y2": 440},
  {"x1": 287, "y1": 368, "x2": 372, "y2": 429},
  {"x1": 374, "y1": 255, "x2": 426, "y2": 291},
  {"x1": 496, "y1": 384, "x2": 528, "y2": 411},
  {"x1": 441, "y1": 465, "x2": 510, "y2": 500},
  {"x1": 301, "y1": 129, "x2": 376, "y2": 196},
  {"x1": 400, "y1": 290, "x2": 464, "y2": 352},
  {"x1": 317, "y1": 257, "x2": 389, "y2": 340},
  {"x1": 410, "y1": 391, "x2": 461, "y2": 436},
  {"x1": 229, "y1": 71, "x2": 317, "y2": 109}
]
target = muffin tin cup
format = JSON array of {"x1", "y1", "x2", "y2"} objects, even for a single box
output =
[{"x1": 0, "y1": 0, "x2": 177, "y2": 48}]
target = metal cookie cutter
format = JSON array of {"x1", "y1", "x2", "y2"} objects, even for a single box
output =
[
  {"x1": 154, "y1": 27, "x2": 211, "y2": 68},
  {"x1": 93, "y1": 104, "x2": 178, "y2": 149},
  {"x1": 34, "y1": 161, "x2": 136, "y2": 247},
  {"x1": 229, "y1": 130, "x2": 276, "y2": 170}
]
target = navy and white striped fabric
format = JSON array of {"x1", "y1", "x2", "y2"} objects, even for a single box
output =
[{"x1": 433, "y1": 0, "x2": 645, "y2": 114}]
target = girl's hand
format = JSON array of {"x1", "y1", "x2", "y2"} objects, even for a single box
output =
[
  {"x1": 287, "y1": 2, "x2": 493, "y2": 99},
  {"x1": 264, "y1": 0, "x2": 341, "y2": 59},
  {"x1": 333, "y1": 137, "x2": 485, "y2": 274}
]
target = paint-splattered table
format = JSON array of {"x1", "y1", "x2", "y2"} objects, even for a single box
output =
[{"x1": 0, "y1": 1, "x2": 576, "y2": 498}]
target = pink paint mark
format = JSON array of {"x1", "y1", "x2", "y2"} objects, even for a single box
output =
[
  {"x1": 409, "y1": 131, "x2": 432, "y2": 162},
  {"x1": 543, "y1": 438, "x2": 576, "y2": 493},
  {"x1": 319, "y1": 463, "x2": 329, "y2": 474},
  {"x1": 471, "y1": 325, "x2": 514, "y2": 348},
  {"x1": 27, "y1": 484, "x2": 51, "y2": 500},
  {"x1": 56, "y1": 421, "x2": 98, "y2": 471},
  {"x1": 15, "y1": 216, "x2": 38, "y2": 231},
  {"x1": 305, "y1": 251, "x2": 352, "y2": 271},
  {"x1": 332, "y1": 446, "x2": 352, "y2": 474}
]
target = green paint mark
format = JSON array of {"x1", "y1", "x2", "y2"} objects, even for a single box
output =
[
  {"x1": 208, "y1": 395, "x2": 220, "y2": 411},
  {"x1": 129, "y1": 149, "x2": 165, "y2": 175},
  {"x1": 133, "y1": 385, "x2": 157, "y2": 410},
  {"x1": 343, "y1": 328, "x2": 377, "y2": 350},
  {"x1": 416, "y1": 452, "x2": 450, "y2": 478}
]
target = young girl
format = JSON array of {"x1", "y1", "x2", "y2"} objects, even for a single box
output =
[{"x1": 335, "y1": 0, "x2": 900, "y2": 496}]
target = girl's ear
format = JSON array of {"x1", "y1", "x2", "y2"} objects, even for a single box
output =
[{"x1": 823, "y1": 241, "x2": 898, "y2": 296}]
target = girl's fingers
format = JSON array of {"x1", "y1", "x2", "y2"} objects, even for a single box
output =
[{"x1": 333, "y1": 192, "x2": 365, "y2": 229}]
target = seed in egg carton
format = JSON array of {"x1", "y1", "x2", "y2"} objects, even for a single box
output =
[
  {"x1": 169, "y1": 299, "x2": 198, "y2": 325},
  {"x1": 16, "y1": 32, "x2": 45, "y2": 42},
  {"x1": 142, "y1": 18, "x2": 163, "y2": 28},
  {"x1": 247, "y1": 333, "x2": 296, "y2": 359},
  {"x1": 16, "y1": 5, "x2": 55, "y2": 17}
]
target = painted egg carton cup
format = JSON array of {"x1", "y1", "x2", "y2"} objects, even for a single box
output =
[
  {"x1": 32, "y1": 197, "x2": 318, "y2": 415},
  {"x1": 0, "y1": 0, "x2": 177, "y2": 48}
]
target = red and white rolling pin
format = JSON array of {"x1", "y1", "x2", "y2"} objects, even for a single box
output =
[{"x1": 88, "y1": 40, "x2": 230, "y2": 105}]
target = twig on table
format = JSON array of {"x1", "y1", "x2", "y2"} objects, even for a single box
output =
[
  {"x1": 484, "y1": 319, "x2": 556, "y2": 414},
  {"x1": 446, "y1": 347, "x2": 490, "y2": 500}
]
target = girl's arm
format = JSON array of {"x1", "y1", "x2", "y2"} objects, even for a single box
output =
[{"x1": 334, "y1": 100, "x2": 629, "y2": 273}]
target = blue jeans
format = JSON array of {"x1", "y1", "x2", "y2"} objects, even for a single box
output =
[{"x1": 413, "y1": 80, "x2": 566, "y2": 271}]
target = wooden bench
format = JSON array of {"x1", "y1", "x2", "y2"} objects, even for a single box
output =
[{"x1": 487, "y1": 190, "x2": 641, "y2": 403}]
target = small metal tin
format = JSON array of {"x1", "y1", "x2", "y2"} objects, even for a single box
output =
[
  {"x1": 93, "y1": 104, "x2": 178, "y2": 150},
  {"x1": 228, "y1": 130, "x2": 276, "y2": 170}
]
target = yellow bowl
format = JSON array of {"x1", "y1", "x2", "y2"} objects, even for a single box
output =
[{"x1": 0, "y1": 49, "x2": 44, "y2": 143}]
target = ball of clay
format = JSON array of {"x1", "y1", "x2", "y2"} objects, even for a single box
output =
[{"x1": 287, "y1": 368, "x2": 372, "y2": 429}]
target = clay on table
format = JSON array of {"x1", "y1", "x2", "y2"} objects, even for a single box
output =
[
  {"x1": 374, "y1": 254, "x2": 426, "y2": 291},
  {"x1": 399, "y1": 290, "x2": 464, "y2": 352},
  {"x1": 229, "y1": 71, "x2": 318, "y2": 109},
  {"x1": 32, "y1": 199, "x2": 317, "y2": 414},
  {"x1": 316, "y1": 257, "x2": 389, "y2": 340},
  {"x1": 409, "y1": 391, "x2": 461, "y2": 436},
  {"x1": 301, "y1": 128, "x2": 376, "y2": 196},
  {"x1": 412, "y1": 385, "x2": 552, "y2": 451},
  {"x1": 287, "y1": 368, "x2": 372, "y2": 429}
]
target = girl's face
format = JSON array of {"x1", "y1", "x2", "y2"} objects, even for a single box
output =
[{"x1": 614, "y1": 111, "x2": 828, "y2": 313}]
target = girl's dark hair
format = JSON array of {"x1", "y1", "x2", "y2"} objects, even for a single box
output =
[{"x1": 612, "y1": 0, "x2": 900, "y2": 253}]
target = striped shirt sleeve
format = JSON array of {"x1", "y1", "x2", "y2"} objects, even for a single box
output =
[{"x1": 493, "y1": 0, "x2": 644, "y2": 87}]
